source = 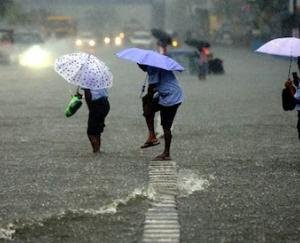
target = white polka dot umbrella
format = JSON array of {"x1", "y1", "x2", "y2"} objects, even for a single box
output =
[{"x1": 54, "y1": 52, "x2": 113, "y2": 89}]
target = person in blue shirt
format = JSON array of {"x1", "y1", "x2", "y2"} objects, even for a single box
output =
[
  {"x1": 82, "y1": 87, "x2": 110, "y2": 153},
  {"x1": 138, "y1": 64, "x2": 183, "y2": 160}
]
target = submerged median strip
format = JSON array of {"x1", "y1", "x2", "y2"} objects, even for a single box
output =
[{"x1": 142, "y1": 160, "x2": 180, "y2": 243}]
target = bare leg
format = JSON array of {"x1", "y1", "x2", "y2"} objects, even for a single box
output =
[
  {"x1": 163, "y1": 129, "x2": 172, "y2": 156},
  {"x1": 141, "y1": 114, "x2": 160, "y2": 148},
  {"x1": 145, "y1": 114, "x2": 156, "y2": 141},
  {"x1": 153, "y1": 129, "x2": 172, "y2": 160},
  {"x1": 88, "y1": 135, "x2": 101, "y2": 153}
]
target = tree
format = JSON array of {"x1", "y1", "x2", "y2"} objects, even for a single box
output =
[
  {"x1": 0, "y1": 0, "x2": 24, "y2": 24},
  {"x1": 0, "y1": 0, "x2": 13, "y2": 17}
]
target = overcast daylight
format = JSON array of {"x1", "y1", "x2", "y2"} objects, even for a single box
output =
[{"x1": 0, "y1": 1, "x2": 299, "y2": 242}]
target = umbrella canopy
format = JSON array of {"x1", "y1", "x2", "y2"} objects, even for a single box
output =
[
  {"x1": 151, "y1": 28, "x2": 172, "y2": 46},
  {"x1": 185, "y1": 38, "x2": 210, "y2": 50},
  {"x1": 54, "y1": 52, "x2": 113, "y2": 89},
  {"x1": 255, "y1": 37, "x2": 300, "y2": 77},
  {"x1": 116, "y1": 47, "x2": 184, "y2": 71},
  {"x1": 255, "y1": 37, "x2": 300, "y2": 57}
]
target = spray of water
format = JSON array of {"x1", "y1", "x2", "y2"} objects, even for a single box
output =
[
  {"x1": 0, "y1": 187, "x2": 156, "y2": 240},
  {"x1": 177, "y1": 169, "x2": 212, "y2": 197}
]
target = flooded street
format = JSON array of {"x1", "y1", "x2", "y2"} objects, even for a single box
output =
[{"x1": 0, "y1": 44, "x2": 299, "y2": 242}]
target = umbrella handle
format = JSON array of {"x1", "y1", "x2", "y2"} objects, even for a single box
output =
[{"x1": 288, "y1": 56, "x2": 292, "y2": 79}]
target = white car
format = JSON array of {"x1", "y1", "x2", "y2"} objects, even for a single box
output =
[
  {"x1": 129, "y1": 31, "x2": 155, "y2": 49},
  {"x1": 74, "y1": 32, "x2": 97, "y2": 53},
  {"x1": 10, "y1": 32, "x2": 52, "y2": 68}
]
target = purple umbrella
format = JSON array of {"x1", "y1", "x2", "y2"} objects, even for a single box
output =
[
  {"x1": 116, "y1": 47, "x2": 184, "y2": 71},
  {"x1": 256, "y1": 37, "x2": 300, "y2": 77}
]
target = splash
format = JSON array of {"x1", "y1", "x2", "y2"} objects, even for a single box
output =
[
  {"x1": 177, "y1": 169, "x2": 212, "y2": 197},
  {"x1": 0, "y1": 187, "x2": 155, "y2": 240},
  {"x1": 78, "y1": 187, "x2": 156, "y2": 215},
  {"x1": 0, "y1": 224, "x2": 15, "y2": 240}
]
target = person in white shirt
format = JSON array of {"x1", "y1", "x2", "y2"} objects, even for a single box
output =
[{"x1": 82, "y1": 87, "x2": 110, "y2": 153}]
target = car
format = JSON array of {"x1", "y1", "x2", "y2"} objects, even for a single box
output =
[
  {"x1": 129, "y1": 31, "x2": 155, "y2": 49},
  {"x1": 101, "y1": 31, "x2": 124, "y2": 47},
  {"x1": 10, "y1": 32, "x2": 52, "y2": 68},
  {"x1": 74, "y1": 32, "x2": 97, "y2": 53},
  {"x1": 0, "y1": 29, "x2": 14, "y2": 64}
]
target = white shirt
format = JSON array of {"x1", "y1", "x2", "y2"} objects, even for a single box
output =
[
  {"x1": 90, "y1": 88, "x2": 108, "y2": 100},
  {"x1": 81, "y1": 87, "x2": 108, "y2": 101}
]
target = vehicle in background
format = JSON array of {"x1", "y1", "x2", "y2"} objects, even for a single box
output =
[
  {"x1": 0, "y1": 29, "x2": 14, "y2": 64},
  {"x1": 166, "y1": 30, "x2": 181, "y2": 48},
  {"x1": 102, "y1": 31, "x2": 124, "y2": 47},
  {"x1": 10, "y1": 32, "x2": 52, "y2": 68},
  {"x1": 74, "y1": 32, "x2": 97, "y2": 54},
  {"x1": 129, "y1": 31, "x2": 155, "y2": 49},
  {"x1": 42, "y1": 16, "x2": 77, "y2": 39}
]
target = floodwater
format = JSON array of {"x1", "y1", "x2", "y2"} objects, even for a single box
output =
[{"x1": 0, "y1": 44, "x2": 299, "y2": 243}]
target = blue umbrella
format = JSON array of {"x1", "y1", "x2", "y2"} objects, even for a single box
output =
[{"x1": 116, "y1": 47, "x2": 184, "y2": 71}]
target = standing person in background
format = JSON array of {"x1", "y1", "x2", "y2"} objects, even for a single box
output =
[
  {"x1": 82, "y1": 87, "x2": 110, "y2": 153},
  {"x1": 156, "y1": 39, "x2": 168, "y2": 55},
  {"x1": 198, "y1": 46, "x2": 209, "y2": 80},
  {"x1": 293, "y1": 57, "x2": 300, "y2": 139}
]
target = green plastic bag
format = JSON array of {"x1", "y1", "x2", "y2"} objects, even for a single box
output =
[{"x1": 65, "y1": 93, "x2": 83, "y2": 117}]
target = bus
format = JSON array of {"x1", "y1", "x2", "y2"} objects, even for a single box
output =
[{"x1": 43, "y1": 16, "x2": 77, "y2": 38}]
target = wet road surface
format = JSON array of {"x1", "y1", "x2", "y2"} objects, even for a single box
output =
[{"x1": 0, "y1": 44, "x2": 299, "y2": 242}]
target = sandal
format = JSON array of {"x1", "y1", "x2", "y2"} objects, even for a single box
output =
[{"x1": 140, "y1": 140, "x2": 160, "y2": 149}]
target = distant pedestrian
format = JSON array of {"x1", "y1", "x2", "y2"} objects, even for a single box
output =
[
  {"x1": 198, "y1": 47, "x2": 209, "y2": 80},
  {"x1": 138, "y1": 64, "x2": 183, "y2": 161},
  {"x1": 157, "y1": 40, "x2": 167, "y2": 55}
]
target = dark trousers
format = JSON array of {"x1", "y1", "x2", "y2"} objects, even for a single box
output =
[
  {"x1": 142, "y1": 95, "x2": 180, "y2": 130},
  {"x1": 87, "y1": 97, "x2": 110, "y2": 135}
]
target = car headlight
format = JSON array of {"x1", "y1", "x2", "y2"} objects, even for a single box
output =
[
  {"x1": 104, "y1": 37, "x2": 111, "y2": 45},
  {"x1": 75, "y1": 39, "x2": 82, "y2": 46},
  {"x1": 114, "y1": 36, "x2": 122, "y2": 46},
  {"x1": 19, "y1": 45, "x2": 52, "y2": 68},
  {"x1": 172, "y1": 40, "x2": 178, "y2": 47},
  {"x1": 89, "y1": 40, "x2": 96, "y2": 47},
  {"x1": 119, "y1": 32, "x2": 125, "y2": 39}
]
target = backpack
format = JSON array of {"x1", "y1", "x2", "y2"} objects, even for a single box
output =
[
  {"x1": 282, "y1": 86, "x2": 296, "y2": 111},
  {"x1": 208, "y1": 58, "x2": 224, "y2": 74}
]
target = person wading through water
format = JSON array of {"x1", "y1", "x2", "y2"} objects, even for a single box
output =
[{"x1": 138, "y1": 64, "x2": 183, "y2": 161}]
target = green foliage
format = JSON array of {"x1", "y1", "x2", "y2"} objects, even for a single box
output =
[
  {"x1": 0, "y1": 0, "x2": 25, "y2": 24},
  {"x1": 0, "y1": 0, "x2": 13, "y2": 17}
]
